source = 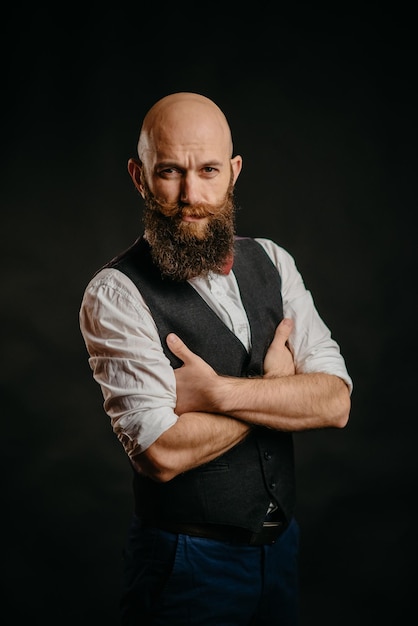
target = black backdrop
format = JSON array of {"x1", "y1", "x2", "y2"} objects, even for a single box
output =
[{"x1": 2, "y1": 5, "x2": 416, "y2": 625}]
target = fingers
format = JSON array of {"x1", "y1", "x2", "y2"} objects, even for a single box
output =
[
  {"x1": 167, "y1": 320, "x2": 293, "y2": 365},
  {"x1": 273, "y1": 318, "x2": 294, "y2": 345},
  {"x1": 166, "y1": 333, "x2": 192, "y2": 363}
]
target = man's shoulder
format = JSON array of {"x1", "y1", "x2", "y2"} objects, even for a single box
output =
[
  {"x1": 235, "y1": 236, "x2": 296, "y2": 273},
  {"x1": 83, "y1": 266, "x2": 140, "y2": 300},
  {"x1": 235, "y1": 235, "x2": 283, "y2": 256}
]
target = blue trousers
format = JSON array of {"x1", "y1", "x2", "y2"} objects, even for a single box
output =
[{"x1": 120, "y1": 516, "x2": 300, "y2": 625}]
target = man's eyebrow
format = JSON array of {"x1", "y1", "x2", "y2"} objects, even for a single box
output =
[
  {"x1": 202, "y1": 160, "x2": 223, "y2": 168},
  {"x1": 155, "y1": 161, "x2": 180, "y2": 169},
  {"x1": 156, "y1": 159, "x2": 224, "y2": 170}
]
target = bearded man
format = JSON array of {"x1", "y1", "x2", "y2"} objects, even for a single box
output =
[{"x1": 79, "y1": 92, "x2": 352, "y2": 626}]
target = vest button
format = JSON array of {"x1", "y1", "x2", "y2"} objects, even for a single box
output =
[
  {"x1": 264, "y1": 451, "x2": 272, "y2": 460},
  {"x1": 270, "y1": 482, "x2": 276, "y2": 489}
]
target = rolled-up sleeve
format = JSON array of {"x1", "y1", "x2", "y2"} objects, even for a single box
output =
[
  {"x1": 79, "y1": 269, "x2": 178, "y2": 457},
  {"x1": 256, "y1": 238, "x2": 353, "y2": 394}
]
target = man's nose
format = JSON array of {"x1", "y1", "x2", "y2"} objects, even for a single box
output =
[{"x1": 180, "y1": 174, "x2": 201, "y2": 204}]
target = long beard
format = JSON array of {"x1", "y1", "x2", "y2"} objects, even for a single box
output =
[{"x1": 141, "y1": 175, "x2": 237, "y2": 281}]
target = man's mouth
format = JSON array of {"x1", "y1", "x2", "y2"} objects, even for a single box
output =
[
  {"x1": 181, "y1": 214, "x2": 208, "y2": 222},
  {"x1": 180, "y1": 206, "x2": 215, "y2": 221}
]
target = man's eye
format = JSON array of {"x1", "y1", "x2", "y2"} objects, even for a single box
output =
[{"x1": 159, "y1": 168, "x2": 180, "y2": 177}]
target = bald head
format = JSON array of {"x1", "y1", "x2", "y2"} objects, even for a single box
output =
[
  {"x1": 137, "y1": 92, "x2": 234, "y2": 162},
  {"x1": 128, "y1": 92, "x2": 242, "y2": 215}
]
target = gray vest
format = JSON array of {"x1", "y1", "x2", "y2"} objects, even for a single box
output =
[{"x1": 106, "y1": 236, "x2": 295, "y2": 532}]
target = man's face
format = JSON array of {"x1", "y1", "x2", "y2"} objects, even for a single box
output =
[{"x1": 141, "y1": 167, "x2": 237, "y2": 281}]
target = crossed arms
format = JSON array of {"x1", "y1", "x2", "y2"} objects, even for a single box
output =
[{"x1": 132, "y1": 318, "x2": 351, "y2": 482}]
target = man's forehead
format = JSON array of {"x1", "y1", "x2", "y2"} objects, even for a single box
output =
[{"x1": 143, "y1": 129, "x2": 230, "y2": 164}]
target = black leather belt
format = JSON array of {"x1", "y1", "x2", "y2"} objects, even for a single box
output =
[{"x1": 145, "y1": 521, "x2": 287, "y2": 545}]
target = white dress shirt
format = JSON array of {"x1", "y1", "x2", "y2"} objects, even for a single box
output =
[{"x1": 79, "y1": 237, "x2": 353, "y2": 460}]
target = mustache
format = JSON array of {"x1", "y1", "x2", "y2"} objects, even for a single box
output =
[
  {"x1": 155, "y1": 200, "x2": 223, "y2": 219},
  {"x1": 181, "y1": 206, "x2": 217, "y2": 219}
]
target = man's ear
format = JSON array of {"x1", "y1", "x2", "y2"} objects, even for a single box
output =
[
  {"x1": 127, "y1": 158, "x2": 144, "y2": 197},
  {"x1": 231, "y1": 154, "x2": 243, "y2": 184}
]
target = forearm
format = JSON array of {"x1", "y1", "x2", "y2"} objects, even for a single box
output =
[
  {"x1": 166, "y1": 332, "x2": 351, "y2": 432},
  {"x1": 210, "y1": 372, "x2": 351, "y2": 431},
  {"x1": 132, "y1": 411, "x2": 251, "y2": 482}
]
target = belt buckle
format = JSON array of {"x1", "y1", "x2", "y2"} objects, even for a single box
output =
[{"x1": 249, "y1": 522, "x2": 284, "y2": 546}]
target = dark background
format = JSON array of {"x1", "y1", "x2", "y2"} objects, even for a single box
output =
[{"x1": 2, "y1": 4, "x2": 416, "y2": 625}]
